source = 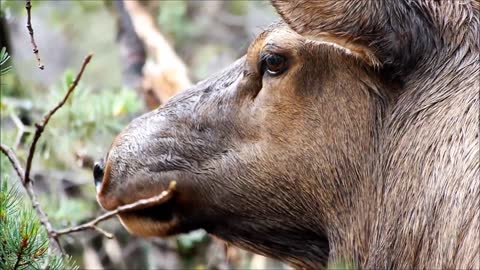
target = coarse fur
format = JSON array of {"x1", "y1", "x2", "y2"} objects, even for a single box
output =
[{"x1": 96, "y1": 1, "x2": 479, "y2": 269}]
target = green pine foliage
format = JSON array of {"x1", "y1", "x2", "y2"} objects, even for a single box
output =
[
  {"x1": 0, "y1": 180, "x2": 78, "y2": 270},
  {"x1": 0, "y1": 47, "x2": 11, "y2": 76}
]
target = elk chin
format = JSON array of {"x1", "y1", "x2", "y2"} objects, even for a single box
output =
[
  {"x1": 116, "y1": 200, "x2": 180, "y2": 237},
  {"x1": 118, "y1": 213, "x2": 179, "y2": 237}
]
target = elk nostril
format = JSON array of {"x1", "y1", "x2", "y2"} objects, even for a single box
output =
[{"x1": 93, "y1": 159, "x2": 105, "y2": 190}]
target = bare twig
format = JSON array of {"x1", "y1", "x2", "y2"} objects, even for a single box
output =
[
  {"x1": 24, "y1": 54, "x2": 93, "y2": 183},
  {"x1": 0, "y1": 144, "x2": 25, "y2": 182},
  {"x1": 25, "y1": 0, "x2": 44, "y2": 70},
  {"x1": 53, "y1": 181, "x2": 176, "y2": 239}
]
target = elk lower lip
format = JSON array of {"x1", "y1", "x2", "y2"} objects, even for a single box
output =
[{"x1": 128, "y1": 198, "x2": 175, "y2": 222}]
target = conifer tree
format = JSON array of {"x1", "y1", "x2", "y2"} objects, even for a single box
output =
[{"x1": 0, "y1": 180, "x2": 77, "y2": 270}]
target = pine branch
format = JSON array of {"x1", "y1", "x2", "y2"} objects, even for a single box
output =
[{"x1": 13, "y1": 238, "x2": 28, "y2": 270}]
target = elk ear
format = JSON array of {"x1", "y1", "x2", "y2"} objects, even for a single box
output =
[{"x1": 270, "y1": 0, "x2": 433, "y2": 74}]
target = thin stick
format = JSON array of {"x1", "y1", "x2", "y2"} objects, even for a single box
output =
[
  {"x1": 25, "y1": 0, "x2": 44, "y2": 70},
  {"x1": 0, "y1": 144, "x2": 25, "y2": 182},
  {"x1": 24, "y1": 54, "x2": 93, "y2": 183},
  {"x1": 53, "y1": 181, "x2": 176, "y2": 239}
]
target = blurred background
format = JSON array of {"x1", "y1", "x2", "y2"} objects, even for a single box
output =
[{"x1": 0, "y1": 0, "x2": 292, "y2": 269}]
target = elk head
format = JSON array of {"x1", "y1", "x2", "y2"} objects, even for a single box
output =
[{"x1": 92, "y1": 0, "x2": 424, "y2": 268}]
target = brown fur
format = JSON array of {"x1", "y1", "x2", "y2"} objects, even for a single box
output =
[{"x1": 96, "y1": 1, "x2": 479, "y2": 269}]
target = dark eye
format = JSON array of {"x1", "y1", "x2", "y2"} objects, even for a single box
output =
[{"x1": 261, "y1": 53, "x2": 288, "y2": 76}]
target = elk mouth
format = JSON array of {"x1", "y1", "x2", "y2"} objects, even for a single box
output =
[
  {"x1": 95, "y1": 162, "x2": 184, "y2": 236},
  {"x1": 97, "y1": 149, "x2": 204, "y2": 236},
  {"x1": 122, "y1": 195, "x2": 176, "y2": 222},
  {"x1": 114, "y1": 184, "x2": 183, "y2": 237}
]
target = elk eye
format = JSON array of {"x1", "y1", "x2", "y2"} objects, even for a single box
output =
[{"x1": 261, "y1": 53, "x2": 287, "y2": 76}]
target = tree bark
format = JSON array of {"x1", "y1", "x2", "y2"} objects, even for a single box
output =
[{"x1": 123, "y1": 0, "x2": 191, "y2": 109}]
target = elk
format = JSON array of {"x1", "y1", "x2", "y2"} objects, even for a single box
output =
[{"x1": 94, "y1": 1, "x2": 479, "y2": 268}]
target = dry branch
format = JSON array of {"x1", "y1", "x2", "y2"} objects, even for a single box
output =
[
  {"x1": 0, "y1": 143, "x2": 25, "y2": 181},
  {"x1": 25, "y1": 0, "x2": 44, "y2": 70},
  {"x1": 123, "y1": 0, "x2": 191, "y2": 108},
  {"x1": 24, "y1": 54, "x2": 92, "y2": 183}
]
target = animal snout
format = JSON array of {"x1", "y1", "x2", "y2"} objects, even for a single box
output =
[{"x1": 93, "y1": 159, "x2": 105, "y2": 189}]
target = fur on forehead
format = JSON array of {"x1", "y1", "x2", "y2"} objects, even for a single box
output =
[{"x1": 255, "y1": 21, "x2": 380, "y2": 67}]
